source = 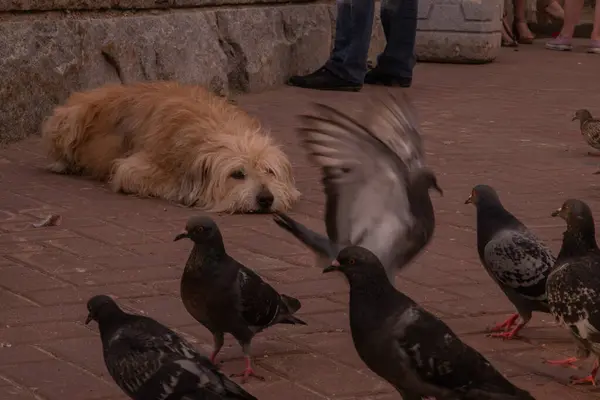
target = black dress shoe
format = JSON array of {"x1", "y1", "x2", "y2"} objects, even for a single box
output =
[
  {"x1": 364, "y1": 69, "x2": 412, "y2": 88},
  {"x1": 287, "y1": 67, "x2": 362, "y2": 92}
]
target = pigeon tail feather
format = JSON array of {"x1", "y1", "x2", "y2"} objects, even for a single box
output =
[
  {"x1": 220, "y1": 377, "x2": 259, "y2": 400},
  {"x1": 280, "y1": 294, "x2": 302, "y2": 314},
  {"x1": 273, "y1": 212, "x2": 339, "y2": 259},
  {"x1": 278, "y1": 315, "x2": 308, "y2": 326}
]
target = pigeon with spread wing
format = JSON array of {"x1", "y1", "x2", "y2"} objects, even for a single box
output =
[{"x1": 273, "y1": 92, "x2": 442, "y2": 283}]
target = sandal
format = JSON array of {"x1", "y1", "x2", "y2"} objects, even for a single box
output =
[{"x1": 514, "y1": 20, "x2": 536, "y2": 44}]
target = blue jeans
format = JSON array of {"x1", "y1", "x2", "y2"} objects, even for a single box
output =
[{"x1": 325, "y1": 0, "x2": 418, "y2": 84}]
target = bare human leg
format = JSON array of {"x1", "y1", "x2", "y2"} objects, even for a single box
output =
[
  {"x1": 546, "y1": 0, "x2": 585, "y2": 50},
  {"x1": 588, "y1": 0, "x2": 600, "y2": 53},
  {"x1": 560, "y1": 0, "x2": 585, "y2": 38},
  {"x1": 514, "y1": 0, "x2": 536, "y2": 43}
]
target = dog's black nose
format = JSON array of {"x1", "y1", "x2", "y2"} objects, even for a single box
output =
[{"x1": 256, "y1": 189, "x2": 274, "y2": 210}]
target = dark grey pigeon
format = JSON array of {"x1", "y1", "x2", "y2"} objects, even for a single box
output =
[
  {"x1": 324, "y1": 246, "x2": 536, "y2": 400},
  {"x1": 174, "y1": 216, "x2": 306, "y2": 383},
  {"x1": 85, "y1": 295, "x2": 257, "y2": 400},
  {"x1": 544, "y1": 199, "x2": 600, "y2": 385},
  {"x1": 465, "y1": 184, "x2": 555, "y2": 340},
  {"x1": 273, "y1": 91, "x2": 442, "y2": 284}
]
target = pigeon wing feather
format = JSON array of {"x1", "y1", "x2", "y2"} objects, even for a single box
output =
[
  {"x1": 236, "y1": 264, "x2": 283, "y2": 329},
  {"x1": 104, "y1": 317, "x2": 255, "y2": 400},
  {"x1": 483, "y1": 230, "x2": 554, "y2": 301},
  {"x1": 548, "y1": 260, "x2": 600, "y2": 351},
  {"x1": 297, "y1": 92, "x2": 426, "y2": 270},
  {"x1": 390, "y1": 305, "x2": 534, "y2": 399}
]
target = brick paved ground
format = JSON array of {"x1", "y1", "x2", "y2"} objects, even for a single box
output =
[{"x1": 2, "y1": 41, "x2": 600, "y2": 400}]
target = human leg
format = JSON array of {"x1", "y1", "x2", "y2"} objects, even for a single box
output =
[
  {"x1": 546, "y1": 0, "x2": 585, "y2": 50},
  {"x1": 514, "y1": 0, "x2": 536, "y2": 43},
  {"x1": 365, "y1": 0, "x2": 417, "y2": 87},
  {"x1": 588, "y1": 0, "x2": 600, "y2": 52},
  {"x1": 287, "y1": 0, "x2": 374, "y2": 91},
  {"x1": 545, "y1": 0, "x2": 565, "y2": 20}
]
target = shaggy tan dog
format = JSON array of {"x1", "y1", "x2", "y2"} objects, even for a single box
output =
[{"x1": 41, "y1": 81, "x2": 300, "y2": 213}]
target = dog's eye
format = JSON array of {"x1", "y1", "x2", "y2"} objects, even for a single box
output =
[
  {"x1": 230, "y1": 169, "x2": 246, "y2": 180},
  {"x1": 267, "y1": 169, "x2": 276, "y2": 176}
]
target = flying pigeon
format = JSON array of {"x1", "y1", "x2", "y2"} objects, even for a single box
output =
[
  {"x1": 273, "y1": 91, "x2": 442, "y2": 284},
  {"x1": 544, "y1": 199, "x2": 600, "y2": 386},
  {"x1": 174, "y1": 216, "x2": 307, "y2": 383},
  {"x1": 571, "y1": 109, "x2": 600, "y2": 157},
  {"x1": 465, "y1": 184, "x2": 555, "y2": 340},
  {"x1": 85, "y1": 295, "x2": 257, "y2": 400},
  {"x1": 324, "y1": 245, "x2": 536, "y2": 400}
]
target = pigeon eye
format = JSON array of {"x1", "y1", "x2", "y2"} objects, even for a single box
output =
[
  {"x1": 349, "y1": 258, "x2": 356, "y2": 265},
  {"x1": 230, "y1": 169, "x2": 246, "y2": 180}
]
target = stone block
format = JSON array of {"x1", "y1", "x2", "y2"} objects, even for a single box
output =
[
  {"x1": 415, "y1": 0, "x2": 503, "y2": 63},
  {"x1": 335, "y1": 0, "x2": 502, "y2": 65},
  {"x1": 1, "y1": 0, "x2": 311, "y2": 11},
  {"x1": 0, "y1": 5, "x2": 331, "y2": 145}
]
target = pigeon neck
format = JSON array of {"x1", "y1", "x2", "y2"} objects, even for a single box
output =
[
  {"x1": 347, "y1": 272, "x2": 398, "y2": 308},
  {"x1": 186, "y1": 239, "x2": 226, "y2": 271},
  {"x1": 557, "y1": 223, "x2": 599, "y2": 261},
  {"x1": 347, "y1": 273, "x2": 405, "y2": 335},
  {"x1": 581, "y1": 118, "x2": 592, "y2": 130},
  {"x1": 476, "y1": 202, "x2": 520, "y2": 247},
  {"x1": 96, "y1": 308, "x2": 130, "y2": 340},
  {"x1": 408, "y1": 188, "x2": 435, "y2": 223}
]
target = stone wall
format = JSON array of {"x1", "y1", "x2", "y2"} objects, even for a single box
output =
[
  {"x1": 1, "y1": 1, "x2": 333, "y2": 144},
  {"x1": 1, "y1": 0, "x2": 501, "y2": 144}
]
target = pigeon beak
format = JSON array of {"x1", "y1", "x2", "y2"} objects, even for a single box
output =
[
  {"x1": 572, "y1": 116, "x2": 578, "y2": 121},
  {"x1": 323, "y1": 259, "x2": 340, "y2": 274},
  {"x1": 433, "y1": 184, "x2": 444, "y2": 197},
  {"x1": 464, "y1": 194, "x2": 473, "y2": 205},
  {"x1": 551, "y1": 207, "x2": 562, "y2": 218},
  {"x1": 85, "y1": 313, "x2": 93, "y2": 325},
  {"x1": 173, "y1": 232, "x2": 189, "y2": 242}
]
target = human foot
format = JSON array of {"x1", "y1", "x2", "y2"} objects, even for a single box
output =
[
  {"x1": 502, "y1": 17, "x2": 518, "y2": 47},
  {"x1": 515, "y1": 21, "x2": 535, "y2": 44},
  {"x1": 588, "y1": 39, "x2": 600, "y2": 54},
  {"x1": 546, "y1": 36, "x2": 573, "y2": 51}
]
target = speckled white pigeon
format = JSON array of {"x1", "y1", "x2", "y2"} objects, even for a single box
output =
[{"x1": 544, "y1": 199, "x2": 600, "y2": 386}]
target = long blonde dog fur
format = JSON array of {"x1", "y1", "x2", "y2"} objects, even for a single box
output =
[{"x1": 41, "y1": 81, "x2": 301, "y2": 213}]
